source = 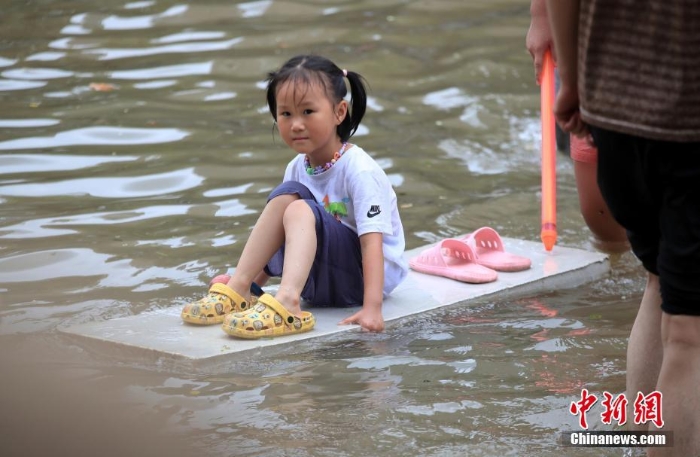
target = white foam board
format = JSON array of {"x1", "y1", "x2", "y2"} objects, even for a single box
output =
[{"x1": 59, "y1": 237, "x2": 608, "y2": 369}]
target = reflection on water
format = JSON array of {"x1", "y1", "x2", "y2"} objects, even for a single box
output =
[
  {"x1": 0, "y1": 0, "x2": 643, "y2": 456},
  {"x1": 0, "y1": 126, "x2": 190, "y2": 150}
]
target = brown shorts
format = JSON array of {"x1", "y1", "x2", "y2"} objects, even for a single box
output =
[{"x1": 592, "y1": 126, "x2": 700, "y2": 315}]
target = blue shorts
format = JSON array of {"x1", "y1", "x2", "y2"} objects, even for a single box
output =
[
  {"x1": 592, "y1": 126, "x2": 700, "y2": 315},
  {"x1": 263, "y1": 181, "x2": 364, "y2": 307}
]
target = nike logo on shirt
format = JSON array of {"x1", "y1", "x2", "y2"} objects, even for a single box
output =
[{"x1": 367, "y1": 205, "x2": 381, "y2": 218}]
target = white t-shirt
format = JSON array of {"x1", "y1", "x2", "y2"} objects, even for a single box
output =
[{"x1": 283, "y1": 144, "x2": 408, "y2": 296}]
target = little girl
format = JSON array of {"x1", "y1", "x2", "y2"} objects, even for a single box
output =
[{"x1": 181, "y1": 55, "x2": 408, "y2": 338}]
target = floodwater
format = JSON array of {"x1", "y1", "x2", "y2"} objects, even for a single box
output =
[{"x1": 0, "y1": 1, "x2": 645, "y2": 456}]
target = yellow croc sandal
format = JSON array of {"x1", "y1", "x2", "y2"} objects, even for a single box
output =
[
  {"x1": 181, "y1": 283, "x2": 255, "y2": 325},
  {"x1": 221, "y1": 293, "x2": 315, "y2": 339}
]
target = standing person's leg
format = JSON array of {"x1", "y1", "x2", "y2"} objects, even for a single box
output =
[
  {"x1": 651, "y1": 314, "x2": 700, "y2": 455},
  {"x1": 572, "y1": 132, "x2": 650, "y2": 420},
  {"x1": 647, "y1": 147, "x2": 700, "y2": 456},
  {"x1": 591, "y1": 127, "x2": 665, "y2": 435},
  {"x1": 594, "y1": 129, "x2": 700, "y2": 455},
  {"x1": 626, "y1": 273, "x2": 663, "y2": 432},
  {"x1": 570, "y1": 134, "x2": 629, "y2": 253}
]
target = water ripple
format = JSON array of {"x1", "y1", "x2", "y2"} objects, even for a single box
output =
[
  {"x1": 2, "y1": 67, "x2": 74, "y2": 80},
  {"x1": 0, "y1": 153, "x2": 137, "y2": 175},
  {"x1": 101, "y1": 5, "x2": 189, "y2": 30},
  {"x1": 154, "y1": 30, "x2": 226, "y2": 43},
  {"x1": 423, "y1": 87, "x2": 478, "y2": 111},
  {"x1": 85, "y1": 37, "x2": 243, "y2": 61},
  {"x1": 0, "y1": 204, "x2": 192, "y2": 239},
  {"x1": 345, "y1": 355, "x2": 443, "y2": 370},
  {"x1": 0, "y1": 79, "x2": 46, "y2": 91},
  {"x1": 109, "y1": 61, "x2": 212, "y2": 80},
  {"x1": 61, "y1": 24, "x2": 92, "y2": 35},
  {"x1": 238, "y1": 0, "x2": 273, "y2": 18},
  {"x1": 0, "y1": 119, "x2": 60, "y2": 128},
  {"x1": 133, "y1": 80, "x2": 177, "y2": 89},
  {"x1": 0, "y1": 57, "x2": 18, "y2": 67},
  {"x1": 396, "y1": 400, "x2": 483, "y2": 416},
  {"x1": 49, "y1": 37, "x2": 99, "y2": 51},
  {"x1": 0, "y1": 168, "x2": 204, "y2": 198},
  {"x1": 202, "y1": 183, "x2": 254, "y2": 197},
  {"x1": 0, "y1": 248, "x2": 202, "y2": 287},
  {"x1": 214, "y1": 199, "x2": 257, "y2": 218},
  {"x1": 0, "y1": 126, "x2": 190, "y2": 150},
  {"x1": 125, "y1": 1, "x2": 156, "y2": 9},
  {"x1": 25, "y1": 52, "x2": 67, "y2": 62}
]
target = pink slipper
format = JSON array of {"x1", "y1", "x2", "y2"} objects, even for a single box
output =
[
  {"x1": 209, "y1": 274, "x2": 231, "y2": 287},
  {"x1": 409, "y1": 238, "x2": 498, "y2": 284},
  {"x1": 461, "y1": 227, "x2": 531, "y2": 272},
  {"x1": 210, "y1": 274, "x2": 265, "y2": 296}
]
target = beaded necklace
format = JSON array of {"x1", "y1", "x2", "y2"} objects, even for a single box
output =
[{"x1": 305, "y1": 142, "x2": 349, "y2": 175}]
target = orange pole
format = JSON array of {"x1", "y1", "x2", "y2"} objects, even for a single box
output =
[{"x1": 540, "y1": 50, "x2": 557, "y2": 252}]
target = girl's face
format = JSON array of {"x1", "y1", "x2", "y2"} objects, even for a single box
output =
[{"x1": 275, "y1": 79, "x2": 347, "y2": 165}]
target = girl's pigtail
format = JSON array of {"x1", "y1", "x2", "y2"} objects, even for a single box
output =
[
  {"x1": 265, "y1": 70, "x2": 280, "y2": 121},
  {"x1": 340, "y1": 70, "x2": 368, "y2": 142}
]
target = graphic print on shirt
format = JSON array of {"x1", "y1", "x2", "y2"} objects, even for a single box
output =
[
  {"x1": 366, "y1": 205, "x2": 381, "y2": 218},
  {"x1": 322, "y1": 195, "x2": 349, "y2": 220}
]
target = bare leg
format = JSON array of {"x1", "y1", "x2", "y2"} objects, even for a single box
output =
[
  {"x1": 647, "y1": 313, "x2": 700, "y2": 456},
  {"x1": 627, "y1": 273, "x2": 663, "y2": 432},
  {"x1": 274, "y1": 199, "x2": 317, "y2": 317},
  {"x1": 226, "y1": 193, "x2": 300, "y2": 299},
  {"x1": 573, "y1": 160, "x2": 629, "y2": 253},
  {"x1": 253, "y1": 270, "x2": 270, "y2": 288}
]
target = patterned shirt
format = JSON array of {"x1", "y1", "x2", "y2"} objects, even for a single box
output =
[{"x1": 578, "y1": 0, "x2": 700, "y2": 142}]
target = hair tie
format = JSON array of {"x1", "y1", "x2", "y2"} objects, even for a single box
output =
[{"x1": 342, "y1": 69, "x2": 347, "y2": 77}]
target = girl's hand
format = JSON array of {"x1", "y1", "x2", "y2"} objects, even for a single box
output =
[{"x1": 339, "y1": 307, "x2": 385, "y2": 333}]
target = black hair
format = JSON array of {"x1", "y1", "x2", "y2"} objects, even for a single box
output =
[{"x1": 265, "y1": 55, "x2": 368, "y2": 142}]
